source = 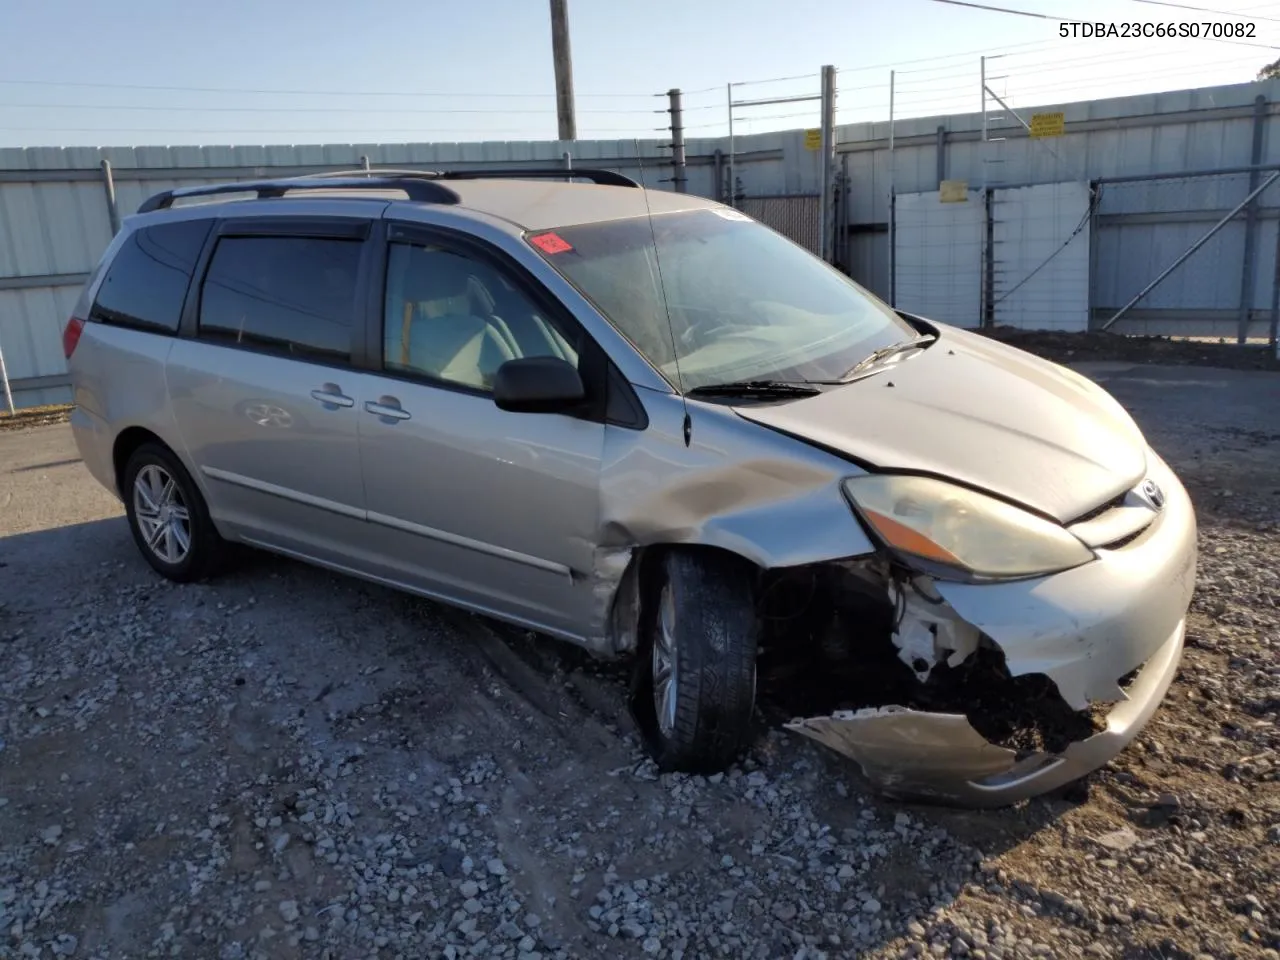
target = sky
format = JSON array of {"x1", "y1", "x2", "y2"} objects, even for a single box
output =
[{"x1": 1, "y1": 0, "x2": 1279, "y2": 149}]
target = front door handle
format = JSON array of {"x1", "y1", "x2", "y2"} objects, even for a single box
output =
[
  {"x1": 365, "y1": 397, "x2": 411, "y2": 421},
  {"x1": 310, "y1": 385, "x2": 355, "y2": 408}
]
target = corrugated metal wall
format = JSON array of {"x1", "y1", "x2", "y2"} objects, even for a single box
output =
[{"x1": 4, "y1": 78, "x2": 1280, "y2": 407}]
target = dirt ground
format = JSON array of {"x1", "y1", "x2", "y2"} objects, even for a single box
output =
[
  {"x1": 1, "y1": 358, "x2": 1278, "y2": 960},
  {"x1": 982, "y1": 328, "x2": 1280, "y2": 372}
]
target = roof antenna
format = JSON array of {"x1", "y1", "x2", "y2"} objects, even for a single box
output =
[{"x1": 633, "y1": 140, "x2": 692, "y2": 447}]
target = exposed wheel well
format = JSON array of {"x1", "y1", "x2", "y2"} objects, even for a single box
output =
[
  {"x1": 111, "y1": 427, "x2": 168, "y2": 498},
  {"x1": 636, "y1": 543, "x2": 761, "y2": 599}
]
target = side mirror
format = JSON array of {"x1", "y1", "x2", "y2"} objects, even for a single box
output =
[{"x1": 492, "y1": 356, "x2": 585, "y2": 414}]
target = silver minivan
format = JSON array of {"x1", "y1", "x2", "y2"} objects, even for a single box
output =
[{"x1": 66, "y1": 169, "x2": 1196, "y2": 806}]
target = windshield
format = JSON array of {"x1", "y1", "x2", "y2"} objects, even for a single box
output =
[{"x1": 527, "y1": 207, "x2": 916, "y2": 391}]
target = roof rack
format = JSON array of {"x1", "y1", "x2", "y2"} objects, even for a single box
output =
[
  {"x1": 314, "y1": 166, "x2": 640, "y2": 188},
  {"x1": 136, "y1": 165, "x2": 641, "y2": 214},
  {"x1": 136, "y1": 175, "x2": 461, "y2": 213},
  {"x1": 434, "y1": 167, "x2": 640, "y2": 188}
]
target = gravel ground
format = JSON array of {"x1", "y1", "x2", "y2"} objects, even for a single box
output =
[{"x1": 1, "y1": 361, "x2": 1278, "y2": 960}]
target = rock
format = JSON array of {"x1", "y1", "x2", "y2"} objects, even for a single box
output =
[
  {"x1": 487, "y1": 858, "x2": 507, "y2": 877},
  {"x1": 1095, "y1": 828, "x2": 1139, "y2": 852},
  {"x1": 278, "y1": 901, "x2": 300, "y2": 924},
  {"x1": 40, "y1": 825, "x2": 62, "y2": 845},
  {"x1": 460, "y1": 880, "x2": 480, "y2": 898}
]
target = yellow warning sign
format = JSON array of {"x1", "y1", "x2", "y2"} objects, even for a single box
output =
[
  {"x1": 1029, "y1": 112, "x2": 1065, "y2": 139},
  {"x1": 804, "y1": 128, "x2": 822, "y2": 150},
  {"x1": 939, "y1": 180, "x2": 968, "y2": 203}
]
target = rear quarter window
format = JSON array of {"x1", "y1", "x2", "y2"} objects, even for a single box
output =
[
  {"x1": 197, "y1": 236, "x2": 361, "y2": 363},
  {"x1": 90, "y1": 220, "x2": 212, "y2": 333}
]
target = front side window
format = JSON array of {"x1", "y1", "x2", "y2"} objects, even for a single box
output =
[
  {"x1": 198, "y1": 236, "x2": 361, "y2": 363},
  {"x1": 90, "y1": 220, "x2": 211, "y2": 333},
  {"x1": 527, "y1": 208, "x2": 916, "y2": 391},
  {"x1": 383, "y1": 240, "x2": 578, "y2": 392}
]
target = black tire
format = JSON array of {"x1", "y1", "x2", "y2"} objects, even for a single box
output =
[
  {"x1": 122, "y1": 442, "x2": 225, "y2": 583},
  {"x1": 632, "y1": 549, "x2": 759, "y2": 773}
]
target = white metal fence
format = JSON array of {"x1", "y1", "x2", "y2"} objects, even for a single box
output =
[{"x1": 6, "y1": 77, "x2": 1280, "y2": 409}]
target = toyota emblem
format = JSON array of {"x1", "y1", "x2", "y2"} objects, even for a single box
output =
[{"x1": 1142, "y1": 479, "x2": 1166, "y2": 510}]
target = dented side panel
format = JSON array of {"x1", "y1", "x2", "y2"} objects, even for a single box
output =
[{"x1": 589, "y1": 388, "x2": 878, "y2": 650}]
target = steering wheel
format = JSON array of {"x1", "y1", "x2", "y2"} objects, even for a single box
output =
[{"x1": 673, "y1": 304, "x2": 743, "y2": 347}]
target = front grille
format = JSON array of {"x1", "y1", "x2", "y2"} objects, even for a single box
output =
[
  {"x1": 1100, "y1": 529, "x2": 1145, "y2": 550},
  {"x1": 1071, "y1": 493, "x2": 1127, "y2": 526}
]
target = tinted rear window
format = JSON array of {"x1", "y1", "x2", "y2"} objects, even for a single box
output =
[
  {"x1": 90, "y1": 220, "x2": 211, "y2": 333},
  {"x1": 198, "y1": 236, "x2": 361, "y2": 363}
]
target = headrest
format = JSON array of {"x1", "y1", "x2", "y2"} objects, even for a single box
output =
[{"x1": 398, "y1": 248, "x2": 472, "y2": 304}]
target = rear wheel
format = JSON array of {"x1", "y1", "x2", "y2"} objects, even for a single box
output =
[
  {"x1": 634, "y1": 549, "x2": 759, "y2": 773},
  {"x1": 123, "y1": 443, "x2": 224, "y2": 582}
]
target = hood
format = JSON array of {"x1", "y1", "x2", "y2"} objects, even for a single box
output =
[{"x1": 733, "y1": 326, "x2": 1147, "y2": 522}]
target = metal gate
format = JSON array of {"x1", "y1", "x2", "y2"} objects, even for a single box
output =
[
  {"x1": 891, "y1": 180, "x2": 1092, "y2": 331},
  {"x1": 739, "y1": 194, "x2": 822, "y2": 256}
]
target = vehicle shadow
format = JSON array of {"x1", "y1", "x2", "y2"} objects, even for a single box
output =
[{"x1": 1, "y1": 518, "x2": 1088, "y2": 958}]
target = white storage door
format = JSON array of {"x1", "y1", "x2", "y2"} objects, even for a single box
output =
[
  {"x1": 893, "y1": 189, "x2": 984, "y2": 328},
  {"x1": 991, "y1": 181, "x2": 1092, "y2": 332}
]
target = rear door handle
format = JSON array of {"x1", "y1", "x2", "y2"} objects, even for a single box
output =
[
  {"x1": 310, "y1": 385, "x2": 355, "y2": 408},
  {"x1": 364, "y1": 397, "x2": 411, "y2": 421}
]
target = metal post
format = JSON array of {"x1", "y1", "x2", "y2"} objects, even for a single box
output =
[
  {"x1": 726, "y1": 84, "x2": 735, "y2": 209},
  {"x1": 712, "y1": 149, "x2": 724, "y2": 203},
  {"x1": 1237, "y1": 94, "x2": 1267, "y2": 344},
  {"x1": 0, "y1": 339, "x2": 14, "y2": 416},
  {"x1": 100, "y1": 159, "x2": 120, "y2": 236},
  {"x1": 979, "y1": 56, "x2": 989, "y2": 321},
  {"x1": 980, "y1": 56, "x2": 987, "y2": 150},
  {"x1": 840, "y1": 152, "x2": 850, "y2": 270},
  {"x1": 936, "y1": 125, "x2": 946, "y2": 188},
  {"x1": 668, "y1": 88, "x2": 687, "y2": 194},
  {"x1": 1268, "y1": 212, "x2": 1280, "y2": 350},
  {"x1": 819, "y1": 64, "x2": 837, "y2": 262},
  {"x1": 562, "y1": 151, "x2": 572, "y2": 170},
  {"x1": 1088, "y1": 180, "x2": 1100, "y2": 329},
  {"x1": 888, "y1": 69, "x2": 895, "y2": 301},
  {"x1": 1103, "y1": 170, "x2": 1280, "y2": 331},
  {"x1": 890, "y1": 193, "x2": 897, "y2": 307},
  {"x1": 360, "y1": 155, "x2": 371, "y2": 171},
  {"x1": 549, "y1": 0, "x2": 576, "y2": 140},
  {"x1": 983, "y1": 188, "x2": 995, "y2": 327}
]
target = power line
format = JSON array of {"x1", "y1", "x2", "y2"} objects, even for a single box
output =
[
  {"x1": 920, "y1": 0, "x2": 1065, "y2": 20},
  {"x1": 921, "y1": 0, "x2": 1280, "y2": 46},
  {"x1": 1129, "y1": 0, "x2": 1280, "y2": 20},
  {"x1": 0, "y1": 78, "x2": 662, "y2": 100},
  {"x1": 730, "y1": 72, "x2": 818, "y2": 88},
  {"x1": 0, "y1": 101, "x2": 661, "y2": 116},
  {"x1": 1, "y1": 124, "x2": 665, "y2": 136},
  {"x1": 840, "y1": 39, "x2": 1056, "y2": 75}
]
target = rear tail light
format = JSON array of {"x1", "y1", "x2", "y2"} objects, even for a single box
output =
[{"x1": 63, "y1": 316, "x2": 86, "y2": 358}]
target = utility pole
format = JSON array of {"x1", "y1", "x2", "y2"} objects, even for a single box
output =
[
  {"x1": 549, "y1": 0, "x2": 577, "y2": 141},
  {"x1": 668, "y1": 88, "x2": 687, "y2": 193},
  {"x1": 819, "y1": 64, "x2": 837, "y2": 263}
]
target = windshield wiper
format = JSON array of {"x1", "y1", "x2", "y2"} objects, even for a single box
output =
[
  {"x1": 846, "y1": 334, "x2": 936, "y2": 377},
  {"x1": 686, "y1": 379, "x2": 823, "y2": 399}
]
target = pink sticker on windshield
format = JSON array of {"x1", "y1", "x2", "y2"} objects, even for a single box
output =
[{"x1": 529, "y1": 232, "x2": 574, "y2": 254}]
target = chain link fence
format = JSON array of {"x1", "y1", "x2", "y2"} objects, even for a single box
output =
[{"x1": 738, "y1": 195, "x2": 823, "y2": 256}]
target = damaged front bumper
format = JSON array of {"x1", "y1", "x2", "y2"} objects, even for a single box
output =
[{"x1": 784, "y1": 451, "x2": 1196, "y2": 807}]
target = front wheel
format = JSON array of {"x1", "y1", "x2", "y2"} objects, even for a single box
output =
[
  {"x1": 122, "y1": 442, "x2": 225, "y2": 583},
  {"x1": 634, "y1": 549, "x2": 759, "y2": 773}
]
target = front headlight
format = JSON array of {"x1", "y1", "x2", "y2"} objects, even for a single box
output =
[{"x1": 842, "y1": 475, "x2": 1094, "y2": 581}]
